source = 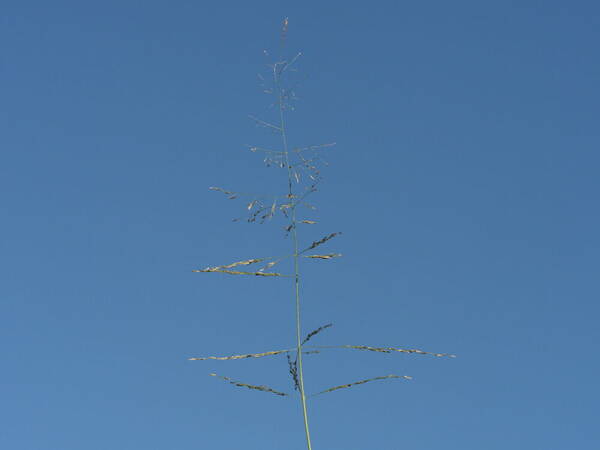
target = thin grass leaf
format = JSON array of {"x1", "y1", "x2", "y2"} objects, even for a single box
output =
[
  {"x1": 342, "y1": 345, "x2": 456, "y2": 358},
  {"x1": 304, "y1": 253, "x2": 342, "y2": 260},
  {"x1": 209, "y1": 373, "x2": 288, "y2": 397},
  {"x1": 302, "y1": 323, "x2": 333, "y2": 345},
  {"x1": 248, "y1": 115, "x2": 282, "y2": 132},
  {"x1": 189, "y1": 349, "x2": 289, "y2": 361},
  {"x1": 248, "y1": 146, "x2": 283, "y2": 155},
  {"x1": 313, "y1": 374, "x2": 411, "y2": 396},
  {"x1": 300, "y1": 201, "x2": 317, "y2": 210},
  {"x1": 301, "y1": 220, "x2": 317, "y2": 224},
  {"x1": 281, "y1": 51, "x2": 302, "y2": 73},
  {"x1": 292, "y1": 142, "x2": 336, "y2": 154}
]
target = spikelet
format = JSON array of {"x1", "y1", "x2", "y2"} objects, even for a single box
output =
[
  {"x1": 258, "y1": 260, "x2": 281, "y2": 272},
  {"x1": 189, "y1": 348, "x2": 318, "y2": 361},
  {"x1": 286, "y1": 352, "x2": 300, "y2": 391},
  {"x1": 281, "y1": 17, "x2": 289, "y2": 42},
  {"x1": 210, "y1": 373, "x2": 287, "y2": 397},
  {"x1": 302, "y1": 323, "x2": 333, "y2": 345},
  {"x1": 303, "y1": 232, "x2": 342, "y2": 252},
  {"x1": 209, "y1": 186, "x2": 234, "y2": 195},
  {"x1": 193, "y1": 257, "x2": 286, "y2": 276},
  {"x1": 197, "y1": 269, "x2": 283, "y2": 276},
  {"x1": 343, "y1": 345, "x2": 455, "y2": 358},
  {"x1": 313, "y1": 374, "x2": 411, "y2": 396},
  {"x1": 189, "y1": 349, "x2": 289, "y2": 361},
  {"x1": 304, "y1": 253, "x2": 342, "y2": 260},
  {"x1": 209, "y1": 186, "x2": 238, "y2": 199},
  {"x1": 201, "y1": 258, "x2": 265, "y2": 271}
]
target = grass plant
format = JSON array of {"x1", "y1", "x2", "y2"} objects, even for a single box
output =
[{"x1": 190, "y1": 18, "x2": 454, "y2": 450}]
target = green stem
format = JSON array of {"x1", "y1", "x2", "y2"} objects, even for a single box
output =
[{"x1": 275, "y1": 63, "x2": 313, "y2": 450}]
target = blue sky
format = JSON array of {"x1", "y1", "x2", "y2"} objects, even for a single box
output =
[{"x1": 2, "y1": 1, "x2": 599, "y2": 449}]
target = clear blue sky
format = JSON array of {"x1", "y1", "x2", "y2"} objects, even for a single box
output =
[{"x1": 2, "y1": 1, "x2": 599, "y2": 449}]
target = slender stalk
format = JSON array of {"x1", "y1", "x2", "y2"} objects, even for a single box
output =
[{"x1": 275, "y1": 62, "x2": 313, "y2": 450}]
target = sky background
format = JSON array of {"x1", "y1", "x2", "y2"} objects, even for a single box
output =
[{"x1": 2, "y1": 1, "x2": 600, "y2": 449}]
